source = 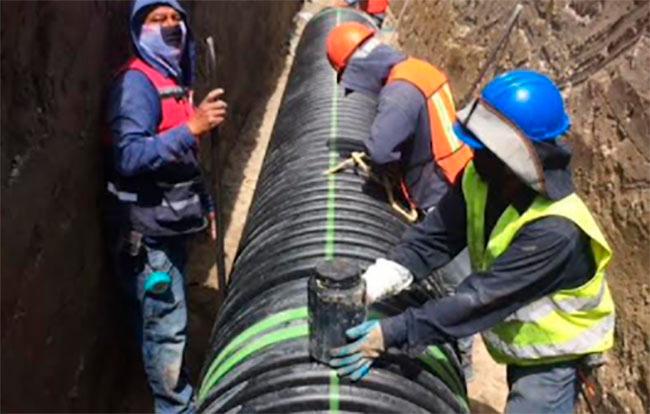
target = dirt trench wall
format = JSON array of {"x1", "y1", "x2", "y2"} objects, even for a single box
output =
[
  {"x1": 0, "y1": 1, "x2": 299, "y2": 411},
  {"x1": 395, "y1": 0, "x2": 649, "y2": 411}
]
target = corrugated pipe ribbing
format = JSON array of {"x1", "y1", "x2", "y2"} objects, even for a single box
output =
[{"x1": 198, "y1": 8, "x2": 468, "y2": 413}]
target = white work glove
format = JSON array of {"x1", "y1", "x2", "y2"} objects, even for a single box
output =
[{"x1": 363, "y1": 258, "x2": 414, "y2": 304}]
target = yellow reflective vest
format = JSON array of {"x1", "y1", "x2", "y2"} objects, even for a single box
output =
[{"x1": 462, "y1": 162, "x2": 615, "y2": 365}]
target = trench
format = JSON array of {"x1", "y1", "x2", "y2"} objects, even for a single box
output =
[{"x1": 1, "y1": 0, "x2": 647, "y2": 412}]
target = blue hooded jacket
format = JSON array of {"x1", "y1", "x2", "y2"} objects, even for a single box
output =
[
  {"x1": 105, "y1": 0, "x2": 213, "y2": 236},
  {"x1": 129, "y1": 0, "x2": 196, "y2": 86},
  {"x1": 341, "y1": 44, "x2": 451, "y2": 211}
]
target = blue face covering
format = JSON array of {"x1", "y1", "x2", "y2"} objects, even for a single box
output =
[{"x1": 138, "y1": 21, "x2": 187, "y2": 80}]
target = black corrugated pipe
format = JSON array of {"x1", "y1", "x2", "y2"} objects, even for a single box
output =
[{"x1": 198, "y1": 8, "x2": 469, "y2": 413}]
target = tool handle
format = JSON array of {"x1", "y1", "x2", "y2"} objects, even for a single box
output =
[{"x1": 205, "y1": 36, "x2": 227, "y2": 296}]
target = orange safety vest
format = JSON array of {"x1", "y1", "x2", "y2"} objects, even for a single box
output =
[
  {"x1": 361, "y1": 0, "x2": 389, "y2": 14},
  {"x1": 387, "y1": 58, "x2": 473, "y2": 197}
]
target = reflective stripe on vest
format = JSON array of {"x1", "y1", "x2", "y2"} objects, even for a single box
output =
[
  {"x1": 107, "y1": 182, "x2": 138, "y2": 202},
  {"x1": 162, "y1": 194, "x2": 200, "y2": 210},
  {"x1": 482, "y1": 314, "x2": 615, "y2": 361},
  {"x1": 158, "y1": 85, "x2": 190, "y2": 100},
  {"x1": 387, "y1": 58, "x2": 473, "y2": 188},
  {"x1": 505, "y1": 281, "x2": 606, "y2": 323},
  {"x1": 462, "y1": 162, "x2": 615, "y2": 365},
  {"x1": 108, "y1": 180, "x2": 200, "y2": 210}
]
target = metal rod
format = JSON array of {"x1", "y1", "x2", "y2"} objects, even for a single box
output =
[
  {"x1": 459, "y1": 3, "x2": 523, "y2": 107},
  {"x1": 205, "y1": 36, "x2": 227, "y2": 297},
  {"x1": 389, "y1": 0, "x2": 412, "y2": 44}
]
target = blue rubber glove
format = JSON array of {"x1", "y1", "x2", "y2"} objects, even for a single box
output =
[{"x1": 329, "y1": 320, "x2": 385, "y2": 381}]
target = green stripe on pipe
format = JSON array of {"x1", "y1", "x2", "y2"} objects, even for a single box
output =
[
  {"x1": 325, "y1": 10, "x2": 342, "y2": 260},
  {"x1": 199, "y1": 324, "x2": 309, "y2": 402},
  {"x1": 198, "y1": 307, "x2": 308, "y2": 400},
  {"x1": 329, "y1": 370, "x2": 340, "y2": 413},
  {"x1": 197, "y1": 309, "x2": 468, "y2": 408},
  {"x1": 324, "y1": 63, "x2": 340, "y2": 259},
  {"x1": 418, "y1": 351, "x2": 470, "y2": 412},
  {"x1": 327, "y1": 10, "x2": 343, "y2": 413},
  {"x1": 426, "y1": 346, "x2": 466, "y2": 399}
]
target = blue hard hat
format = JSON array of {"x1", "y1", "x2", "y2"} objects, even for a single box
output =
[
  {"x1": 482, "y1": 70, "x2": 570, "y2": 140},
  {"x1": 454, "y1": 70, "x2": 571, "y2": 148}
]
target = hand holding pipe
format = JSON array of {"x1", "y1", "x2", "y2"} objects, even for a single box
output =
[{"x1": 329, "y1": 320, "x2": 385, "y2": 381}]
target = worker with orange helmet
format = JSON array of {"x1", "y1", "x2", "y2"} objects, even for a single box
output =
[
  {"x1": 326, "y1": 21, "x2": 476, "y2": 378},
  {"x1": 326, "y1": 21, "x2": 472, "y2": 214}
]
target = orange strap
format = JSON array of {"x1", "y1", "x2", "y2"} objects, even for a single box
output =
[
  {"x1": 400, "y1": 179, "x2": 417, "y2": 210},
  {"x1": 387, "y1": 58, "x2": 473, "y2": 186}
]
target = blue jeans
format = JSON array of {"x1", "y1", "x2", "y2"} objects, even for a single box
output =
[
  {"x1": 113, "y1": 233, "x2": 195, "y2": 414},
  {"x1": 506, "y1": 360, "x2": 580, "y2": 414}
]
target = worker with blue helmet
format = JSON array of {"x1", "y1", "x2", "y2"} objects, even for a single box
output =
[
  {"x1": 454, "y1": 69, "x2": 572, "y2": 199},
  {"x1": 329, "y1": 70, "x2": 615, "y2": 414}
]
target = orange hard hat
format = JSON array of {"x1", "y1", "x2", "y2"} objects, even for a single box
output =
[{"x1": 326, "y1": 22, "x2": 376, "y2": 74}]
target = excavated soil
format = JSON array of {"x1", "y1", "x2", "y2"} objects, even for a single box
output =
[{"x1": 392, "y1": 0, "x2": 649, "y2": 411}]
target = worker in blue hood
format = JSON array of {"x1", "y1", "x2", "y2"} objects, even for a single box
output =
[
  {"x1": 130, "y1": 0, "x2": 195, "y2": 86},
  {"x1": 104, "y1": 1, "x2": 227, "y2": 412}
]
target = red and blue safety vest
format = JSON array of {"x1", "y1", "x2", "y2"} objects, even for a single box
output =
[{"x1": 105, "y1": 58, "x2": 208, "y2": 236}]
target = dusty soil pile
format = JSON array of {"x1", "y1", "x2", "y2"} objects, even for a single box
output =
[{"x1": 393, "y1": 0, "x2": 649, "y2": 411}]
